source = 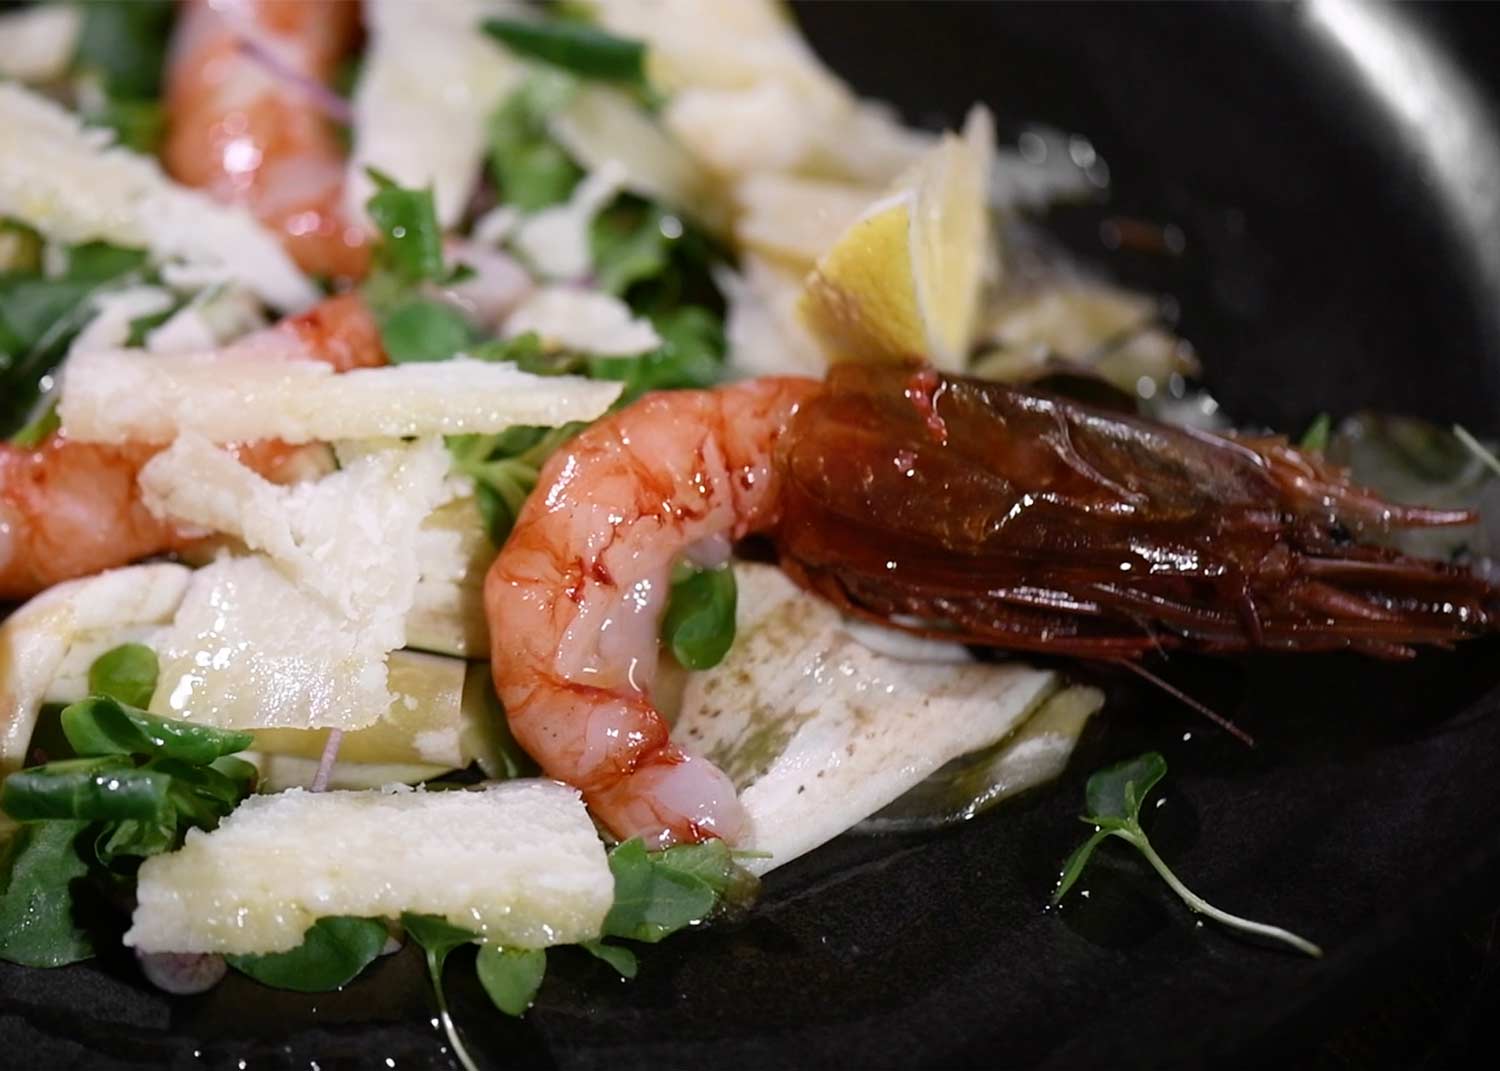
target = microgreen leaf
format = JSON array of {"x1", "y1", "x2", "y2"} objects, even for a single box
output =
[
  {"x1": 0, "y1": 820, "x2": 95, "y2": 967},
  {"x1": 401, "y1": 913, "x2": 481, "y2": 1071},
  {"x1": 661, "y1": 566, "x2": 737, "y2": 671},
  {"x1": 60, "y1": 696, "x2": 254, "y2": 764},
  {"x1": 87, "y1": 644, "x2": 160, "y2": 709},
  {"x1": 601, "y1": 838, "x2": 719, "y2": 943},
  {"x1": 1053, "y1": 752, "x2": 1322, "y2": 957},
  {"x1": 590, "y1": 203, "x2": 672, "y2": 296},
  {"x1": 365, "y1": 169, "x2": 446, "y2": 285},
  {"x1": 580, "y1": 940, "x2": 638, "y2": 979},
  {"x1": 1083, "y1": 752, "x2": 1166, "y2": 826},
  {"x1": 1299, "y1": 413, "x2": 1332, "y2": 452},
  {"x1": 475, "y1": 944, "x2": 547, "y2": 1016},
  {"x1": 447, "y1": 422, "x2": 584, "y2": 546},
  {"x1": 487, "y1": 73, "x2": 583, "y2": 212},
  {"x1": 378, "y1": 298, "x2": 476, "y2": 364},
  {"x1": 228, "y1": 917, "x2": 389, "y2": 992},
  {"x1": 483, "y1": 18, "x2": 647, "y2": 86}
]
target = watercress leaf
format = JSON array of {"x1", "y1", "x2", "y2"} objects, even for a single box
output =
[
  {"x1": 8, "y1": 402, "x2": 60, "y2": 448},
  {"x1": 60, "y1": 696, "x2": 254, "y2": 764},
  {"x1": 487, "y1": 74, "x2": 583, "y2": 213},
  {"x1": 96, "y1": 814, "x2": 178, "y2": 864},
  {"x1": 365, "y1": 170, "x2": 446, "y2": 284},
  {"x1": 73, "y1": 0, "x2": 175, "y2": 100},
  {"x1": 64, "y1": 243, "x2": 151, "y2": 283},
  {"x1": 655, "y1": 839, "x2": 735, "y2": 895},
  {"x1": 87, "y1": 643, "x2": 160, "y2": 708},
  {"x1": 228, "y1": 917, "x2": 389, "y2": 992},
  {"x1": 661, "y1": 566, "x2": 736, "y2": 671},
  {"x1": 0, "y1": 820, "x2": 95, "y2": 966},
  {"x1": 86, "y1": 97, "x2": 166, "y2": 155},
  {"x1": 1083, "y1": 752, "x2": 1167, "y2": 825},
  {"x1": 467, "y1": 331, "x2": 547, "y2": 365},
  {"x1": 484, "y1": 18, "x2": 647, "y2": 85},
  {"x1": 601, "y1": 838, "x2": 719, "y2": 943},
  {"x1": 590, "y1": 204, "x2": 671, "y2": 297},
  {"x1": 1050, "y1": 828, "x2": 1112, "y2": 905},
  {"x1": 401, "y1": 913, "x2": 477, "y2": 962},
  {"x1": 580, "y1": 939, "x2": 638, "y2": 979},
  {"x1": 1299, "y1": 413, "x2": 1332, "y2": 452},
  {"x1": 209, "y1": 756, "x2": 260, "y2": 798},
  {"x1": 2, "y1": 757, "x2": 169, "y2": 823},
  {"x1": 475, "y1": 944, "x2": 547, "y2": 1016},
  {"x1": 379, "y1": 298, "x2": 475, "y2": 364}
]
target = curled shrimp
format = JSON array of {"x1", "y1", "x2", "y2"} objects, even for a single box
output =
[
  {"x1": 484, "y1": 377, "x2": 820, "y2": 848},
  {"x1": 1, "y1": 294, "x2": 384, "y2": 602},
  {"x1": 487, "y1": 363, "x2": 1497, "y2": 845},
  {"x1": 163, "y1": 0, "x2": 369, "y2": 280}
]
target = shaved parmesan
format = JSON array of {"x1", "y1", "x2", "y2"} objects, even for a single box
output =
[
  {"x1": 60, "y1": 352, "x2": 622, "y2": 445},
  {"x1": 514, "y1": 160, "x2": 626, "y2": 281},
  {"x1": 505, "y1": 286, "x2": 661, "y2": 356},
  {"x1": 0, "y1": 565, "x2": 192, "y2": 778},
  {"x1": 347, "y1": 0, "x2": 522, "y2": 228},
  {"x1": 719, "y1": 256, "x2": 826, "y2": 379},
  {"x1": 0, "y1": 84, "x2": 316, "y2": 310},
  {"x1": 126, "y1": 781, "x2": 614, "y2": 954},
  {"x1": 0, "y1": 5, "x2": 81, "y2": 83},
  {"x1": 142, "y1": 439, "x2": 459, "y2": 732},
  {"x1": 675, "y1": 564, "x2": 1058, "y2": 872}
]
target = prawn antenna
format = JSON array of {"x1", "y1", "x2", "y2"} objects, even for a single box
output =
[{"x1": 1110, "y1": 658, "x2": 1256, "y2": 748}]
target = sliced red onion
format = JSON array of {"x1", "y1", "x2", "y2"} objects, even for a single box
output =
[
  {"x1": 234, "y1": 35, "x2": 354, "y2": 125},
  {"x1": 136, "y1": 950, "x2": 228, "y2": 995},
  {"x1": 310, "y1": 728, "x2": 344, "y2": 792}
]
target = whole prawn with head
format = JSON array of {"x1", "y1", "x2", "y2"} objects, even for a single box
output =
[{"x1": 487, "y1": 364, "x2": 1498, "y2": 849}]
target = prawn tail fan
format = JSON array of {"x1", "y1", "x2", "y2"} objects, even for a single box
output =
[{"x1": 772, "y1": 363, "x2": 1498, "y2": 660}]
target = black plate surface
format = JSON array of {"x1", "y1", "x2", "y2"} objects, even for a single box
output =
[{"x1": 6, "y1": 3, "x2": 1500, "y2": 1068}]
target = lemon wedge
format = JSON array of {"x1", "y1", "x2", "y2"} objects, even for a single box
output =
[{"x1": 800, "y1": 106, "x2": 994, "y2": 370}]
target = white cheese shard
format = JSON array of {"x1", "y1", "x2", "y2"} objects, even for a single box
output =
[
  {"x1": 0, "y1": 565, "x2": 192, "y2": 779},
  {"x1": 125, "y1": 781, "x2": 614, "y2": 955},
  {"x1": 0, "y1": 84, "x2": 316, "y2": 310},
  {"x1": 719, "y1": 256, "x2": 826, "y2": 379},
  {"x1": 0, "y1": 5, "x2": 82, "y2": 83},
  {"x1": 674, "y1": 564, "x2": 1058, "y2": 873},
  {"x1": 141, "y1": 438, "x2": 459, "y2": 731},
  {"x1": 60, "y1": 351, "x2": 622, "y2": 445},
  {"x1": 505, "y1": 286, "x2": 661, "y2": 356},
  {"x1": 513, "y1": 160, "x2": 627, "y2": 281},
  {"x1": 347, "y1": 0, "x2": 523, "y2": 228}
]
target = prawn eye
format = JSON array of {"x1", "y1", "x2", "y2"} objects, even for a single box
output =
[{"x1": 661, "y1": 567, "x2": 738, "y2": 670}]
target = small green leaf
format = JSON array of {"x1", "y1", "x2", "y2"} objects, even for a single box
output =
[
  {"x1": 8, "y1": 403, "x2": 60, "y2": 448},
  {"x1": 87, "y1": 644, "x2": 160, "y2": 708},
  {"x1": 0, "y1": 820, "x2": 95, "y2": 967},
  {"x1": 1, "y1": 757, "x2": 170, "y2": 823},
  {"x1": 64, "y1": 243, "x2": 151, "y2": 283},
  {"x1": 379, "y1": 298, "x2": 475, "y2": 364},
  {"x1": 1083, "y1": 752, "x2": 1167, "y2": 825},
  {"x1": 95, "y1": 815, "x2": 177, "y2": 864},
  {"x1": 601, "y1": 838, "x2": 719, "y2": 943},
  {"x1": 580, "y1": 940, "x2": 638, "y2": 979},
  {"x1": 1299, "y1": 413, "x2": 1332, "y2": 452},
  {"x1": 1050, "y1": 828, "x2": 1111, "y2": 905},
  {"x1": 590, "y1": 204, "x2": 671, "y2": 297},
  {"x1": 365, "y1": 169, "x2": 446, "y2": 284},
  {"x1": 229, "y1": 917, "x2": 389, "y2": 992},
  {"x1": 475, "y1": 944, "x2": 547, "y2": 1016},
  {"x1": 661, "y1": 566, "x2": 737, "y2": 671},
  {"x1": 467, "y1": 331, "x2": 547, "y2": 366},
  {"x1": 401, "y1": 913, "x2": 477, "y2": 962},
  {"x1": 60, "y1": 696, "x2": 254, "y2": 764},
  {"x1": 484, "y1": 18, "x2": 647, "y2": 85},
  {"x1": 655, "y1": 839, "x2": 735, "y2": 895},
  {"x1": 487, "y1": 74, "x2": 583, "y2": 213}
]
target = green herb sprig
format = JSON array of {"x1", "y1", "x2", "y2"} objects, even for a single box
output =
[
  {"x1": 0, "y1": 647, "x2": 256, "y2": 967},
  {"x1": 1053, "y1": 753, "x2": 1322, "y2": 958},
  {"x1": 483, "y1": 19, "x2": 648, "y2": 88}
]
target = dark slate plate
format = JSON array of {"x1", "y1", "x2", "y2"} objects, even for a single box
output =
[{"x1": 5, "y1": 2, "x2": 1500, "y2": 1068}]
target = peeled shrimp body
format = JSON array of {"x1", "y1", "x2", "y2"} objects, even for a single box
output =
[
  {"x1": 485, "y1": 377, "x2": 820, "y2": 848},
  {"x1": 164, "y1": 0, "x2": 369, "y2": 279},
  {"x1": 0, "y1": 294, "x2": 384, "y2": 601}
]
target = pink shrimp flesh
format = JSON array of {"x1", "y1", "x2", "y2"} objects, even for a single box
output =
[
  {"x1": 163, "y1": 0, "x2": 369, "y2": 280},
  {"x1": 484, "y1": 377, "x2": 821, "y2": 848},
  {"x1": 0, "y1": 294, "x2": 386, "y2": 602}
]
